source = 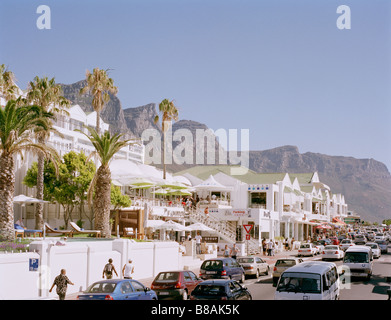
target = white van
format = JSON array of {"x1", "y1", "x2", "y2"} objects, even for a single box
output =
[
  {"x1": 343, "y1": 246, "x2": 373, "y2": 280},
  {"x1": 274, "y1": 261, "x2": 340, "y2": 300}
]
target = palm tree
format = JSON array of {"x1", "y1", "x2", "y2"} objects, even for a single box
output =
[
  {"x1": 0, "y1": 64, "x2": 18, "y2": 105},
  {"x1": 153, "y1": 99, "x2": 179, "y2": 179},
  {"x1": 0, "y1": 100, "x2": 59, "y2": 241},
  {"x1": 77, "y1": 127, "x2": 132, "y2": 238},
  {"x1": 26, "y1": 76, "x2": 70, "y2": 230},
  {"x1": 79, "y1": 68, "x2": 118, "y2": 134}
]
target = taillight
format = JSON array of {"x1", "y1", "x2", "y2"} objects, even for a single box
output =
[
  {"x1": 105, "y1": 295, "x2": 114, "y2": 300},
  {"x1": 322, "y1": 251, "x2": 325, "y2": 254},
  {"x1": 335, "y1": 251, "x2": 339, "y2": 254},
  {"x1": 221, "y1": 270, "x2": 227, "y2": 276},
  {"x1": 221, "y1": 296, "x2": 228, "y2": 300},
  {"x1": 190, "y1": 296, "x2": 195, "y2": 300},
  {"x1": 273, "y1": 267, "x2": 277, "y2": 271},
  {"x1": 175, "y1": 282, "x2": 183, "y2": 289},
  {"x1": 76, "y1": 295, "x2": 80, "y2": 300}
]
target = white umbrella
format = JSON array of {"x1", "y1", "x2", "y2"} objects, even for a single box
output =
[
  {"x1": 194, "y1": 175, "x2": 232, "y2": 191},
  {"x1": 158, "y1": 220, "x2": 191, "y2": 232},
  {"x1": 13, "y1": 194, "x2": 49, "y2": 204},
  {"x1": 187, "y1": 222, "x2": 215, "y2": 232},
  {"x1": 145, "y1": 220, "x2": 166, "y2": 228}
]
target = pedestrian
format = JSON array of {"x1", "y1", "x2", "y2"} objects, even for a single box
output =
[
  {"x1": 122, "y1": 259, "x2": 135, "y2": 279},
  {"x1": 231, "y1": 244, "x2": 239, "y2": 260},
  {"x1": 262, "y1": 238, "x2": 266, "y2": 255},
  {"x1": 49, "y1": 269, "x2": 74, "y2": 300},
  {"x1": 284, "y1": 238, "x2": 289, "y2": 251},
  {"x1": 290, "y1": 237, "x2": 295, "y2": 251},
  {"x1": 267, "y1": 239, "x2": 273, "y2": 256},
  {"x1": 103, "y1": 258, "x2": 118, "y2": 279},
  {"x1": 223, "y1": 244, "x2": 231, "y2": 257},
  {"x1": 195, "y1": 232, "x2": 202, "y2": 254}
]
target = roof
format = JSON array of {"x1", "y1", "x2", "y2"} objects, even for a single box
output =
[
  {"x1": 288, "y1": 173, "x2": 316, "y2": 185},
  {"x1": 345, "y1": 245, "x2": 371, "y2": 252},
  {"x1": 281, "y1": 261, "x2": 336, "y2": 274}
]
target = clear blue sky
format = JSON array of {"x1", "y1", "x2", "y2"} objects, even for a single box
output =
[{"x1": 1, "y1": 0, "x2": 390, "y2": 170}]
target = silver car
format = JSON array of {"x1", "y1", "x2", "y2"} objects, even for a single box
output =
[
  {"x1": 272, "y1": 258, "x2": 304, "y2": 286},
  {"x1": 236, "y1": 256, "x2": 269, "y2": 279}
]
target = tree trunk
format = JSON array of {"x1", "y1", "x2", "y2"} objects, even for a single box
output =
[
  {"x1": 35, "y1": 138, "x2": 45, "y2": 230},
  {"x1": 93, "y1": 165, "x2": 111, "y2": 238},
  {"x1": 96, "y1": 110, "x2": 100, "y2": 135},
  {"x1": 0, "y1": 152, "x2": 16, "y2": 241}
]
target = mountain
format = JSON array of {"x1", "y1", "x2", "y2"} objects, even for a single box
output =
[
  {"x1": 249, "y1": 146, "x2": 391, "y2": 223},
  {"x1": 60, "y1": 80, "x2": 391, "y2": 223}
]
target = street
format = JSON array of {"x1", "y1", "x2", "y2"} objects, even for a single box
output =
[{"x1": 243, "y1": 251, "x2": 391, "y2": 300}]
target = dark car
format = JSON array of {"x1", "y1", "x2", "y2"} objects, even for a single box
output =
[
  {"x1": 76, "y1": 279, "x2": 157, "y2": 300},
  {"x1": 151, "y1": 270, "x2": 203, "y2": 300},
  {"x1": 317, "y1": 239, "x2": 331, "y2": 246},
  {"x1": 354, "y1": 234, "x2": 367, "y2": 245},
  {"x1": 190, "y1": 279, "x2": 252, "y2": 300},
  {"x1": 199, "y1": 258, "x2": 245, "y2": 283}
]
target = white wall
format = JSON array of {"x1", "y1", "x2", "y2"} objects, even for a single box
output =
[{"x1": 0, "y1": 239, "x2": 180, "y2": 300}]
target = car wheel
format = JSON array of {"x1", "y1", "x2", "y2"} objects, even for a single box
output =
[
  {"x1": 240, "y1": 273, "x2": 245, "y2": 283},
  {"x1": 182, "y1": 290, "x2": 188, "y2": 300},
  {"x1": 264, "y1": 266, "x2": 269, "y2": 276},
  {"x1": 255, "y1": 269, "x2": 260, "y2": 279}
]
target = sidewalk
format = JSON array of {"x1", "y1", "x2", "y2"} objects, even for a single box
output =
[{"x1": 65, "y1": 248, "x2": 298, "y2": 300}]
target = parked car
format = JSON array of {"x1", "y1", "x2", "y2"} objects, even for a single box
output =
[
  {"x1": 354, "y1": 234, "x2": 367, "y2": 245},
  {"x1": 375, "y1": 240, "x2": 388, "y2": 254},
  {"x1": 322, "y1": 245, "x2": 344, "y2": 261},
  {"x1": 317, "y1": 239, "x2": 331, "y2": 246},
  {"x1": 365, "y1": 242, "x2": 381, "y2": 259},
  {"x1": 236, "y1": 256, "x2": 269, "y2": 279},
  {"x1": 340, "y1": 239, "x2": 355, "y2": 251},
  {"x1": 151, "y1": 270, "x2": 203, "y2": 300},
  {"x1": 275, "y1": 261, "x2": 340, "y2": 300},
  {"x1": 374, "y1": 233, "x2": 385, "y2": 241},
  {"x1": 199, "y1": 258, "x2": 245, "y2": 283},
  {"x1": 330, "y1": 237, "x2": 340, "y2": 245},
  {"x1": 272, "y1": 257, "x2": 304, "y2": 286},
  {"x1": 313, "y1": 243, "x2": 325, "y2": 255},
  {"x1": 298, "y1": 243, "x2": 317, "y2": 257},
  {"x1": 76, "y1": 279, "x2": 157, "y2": 300},
  {"x1": 190, "y1": 279, "x2": 252, "y2": 300}
]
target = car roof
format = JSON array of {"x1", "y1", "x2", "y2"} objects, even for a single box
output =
[
  {"x1": 197, "y1": 279, "x2": 235, "y2": 285},
  {"x1": 346, "y1": 245, "x2": 371, "y2": 252},
  {"x1": 281, "y1": 261, "x2": 335, "y2": 274}
]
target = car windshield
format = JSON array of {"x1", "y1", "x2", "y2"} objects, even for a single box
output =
[
  {"x1": 277, "y1": 272, "x2": 321, "y2": 294},
  {"x1": 275, "y1": 260, "x2": 296, "y2": 267},
  {"x1": 192, "y1": 285, "x2": 226, "y2": 295},
  {"x1": 86, "y1": 282, "x2": 117, "y2": 293},
  {"x1": 237, "y1": 258, "x2": 254, "y2": 263},
  {"x1": 202, "y1": 260, "x2": 223, "y2": 270},
  {"x1": 365, "y1": 244, "x2": 378, "y2": 249},
  {"x1": 325, "y1": 246, "x2": 338, "y2": 250},
  {"x1": 155, "y1": 272, "x2": 179, "y2": 281},
  {"x1": 376, "y1": 234, "x2": 383, "y2": 237},
  {"x1": 375, "y1": 240, "x2": 386, "y2": 245},
  {"x1": 344, "y1": 252, "x2": 369, "y2": 263},
  {"x1": 341, "y1": 240, "x2": 351, "y2": 244},
  {"x1": 300, "y1": 244, "x2": 310, "y2": 248}
]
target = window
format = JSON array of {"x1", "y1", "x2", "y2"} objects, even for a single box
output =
[
  {"x1": 120, "y1": 281, "x2": 133, "y2": 294},
  {"x1": 188, "y1": 272, "x2": 198, "y2": 281},
  {"x1": 184, "y1": 272, "x2": 192, "y2": 281},
  {"x1": 277, "y1": 272, "x2": 321, "y2": 294},
  {"x1": 131, "y1": 281, "x2": 145, "y2": 292},
  {"x1": 156, "y1": 272, "x2": 179, "y2": 281}
]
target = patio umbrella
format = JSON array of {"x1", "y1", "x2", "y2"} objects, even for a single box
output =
[
  {"x1": 13, "y1": 194, "x2": 49, "y2": 204},
  {"x1": 151, "y1": 188, "x2": 168, "y2": 195},
  {"x1": 158, "y1": 220, "x2": 191, "y2": 232},
  {"x1": 167, "y1": 189, "x2": 192, "y2": 196},
  {"x1": 316, "y1": 224, "x2": 332, "y2": 230},
  {"x1": 187, "y1": 222, "x2": 215, "y2": 232}
]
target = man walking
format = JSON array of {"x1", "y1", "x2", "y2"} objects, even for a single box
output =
[
  {"x1": 122, "y1": 259, "x2": 134, "y2": 279},
  {"x1": 195, "y1": 232, "x2": 202, "y2": 254},
  {"x1": 103, "y1": 258, "x2": 118, "y2": 279},
  {"x1": 49, "y1": 269, "x2": 74, "y2": 300}
]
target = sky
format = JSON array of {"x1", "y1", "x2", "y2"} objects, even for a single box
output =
[{"x1": 1, "y1": 0, "x2": 390, "y2": 170}]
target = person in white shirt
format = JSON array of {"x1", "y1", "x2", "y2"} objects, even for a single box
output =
[
  {"x1": 195, "y1": 232, "x2": 202, "y2": 254},
  {"x1": 122, "y1": 259, "x2": 134, "y2": 279}
]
